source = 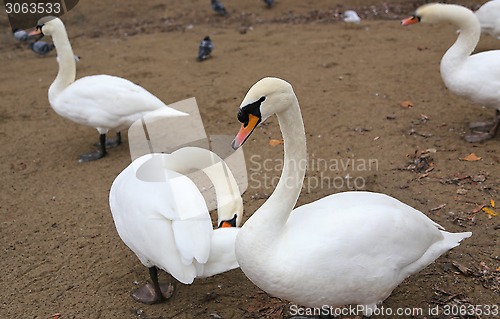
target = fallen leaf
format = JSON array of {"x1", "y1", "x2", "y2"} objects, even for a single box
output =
[
  {"x1": 400, "y1": 100, "x2": 414, "y2": 108},
  {"x1": 482, "y1": 207, "x2": 498, "y2": 217},
  {"x1": 491, "y1": 198, "x2": 495, "y2": 208},
  {"x1": 460, "y1": 153, "x2": 482, "y2": 161},
  {"x1": 471, "y1": 205, "x2": 486, "y2": 213},
  {"x1": 268, "y1": 139, "x2": 284, "y2": 147},
  {"x1": 430, "y1": 204, "x2": 446, "y2": 212},
  {"x1": 51, "y1": 314, "x2": 62, "y2": 319},
  {"x1": 452, "y1": 261, "x2": 472, "y2": 275}
]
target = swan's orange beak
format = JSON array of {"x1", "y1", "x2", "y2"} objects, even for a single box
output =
[
  {"x1": 220, "y1": 221, "x2": 233, "y2": 228},
  {"x1": 232, "y1": 114, "x2": 260, "y2": 150},
  {"x1": 28, "y1": 28, "x2": 42, "y2": 36},
  {"x1": 401, "y1": 16, "x2": 420, "y2": 26}
]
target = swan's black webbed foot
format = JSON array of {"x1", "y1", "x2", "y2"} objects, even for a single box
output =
[
  {"x1": 78, "y1": 149, "x2": 106, "y2": 162},
  {"x1": 465, "y1": 131, "x2": 494, "y2": 143},
  {"x1": 131, "y1": 266, "x2": 174, "y2": 304},
  {"x1": 131, "y1": 281, "x2": 174, "y2": 304},
  {"x1": 79, "y1": 134, "x2": 107, "y2": 162},
  {"x1": 466, "y1": 110, "x2": 499, "y2": 142},
  {"x1": 469, "y1": 121, "x2": 494, "y2": 132}
]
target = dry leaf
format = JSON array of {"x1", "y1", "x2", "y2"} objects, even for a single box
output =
[
  {"x1": 452, "y1": 261, "x2": 472, "y2": 275},
  {"x1": 268, "y1": 139, "x2": 284, "y2": 147},
  {"x1": 471, "y1": 205, "x2": 486, "y2": 213},
  {"x1": 491, "y1": 198, "x2": 495, "y2": 208},
  {"x1": 482, "y1": 207, "x2": 498, "y2": 217},
  {"x1": 461, "y1": 153, "x2": 482, "y2": 161},
  {"x1": 400, "y1": 100, "x2": 414, "y2": 108},
  {"x1": 430, "y1": 204, "x2": 446, "y2": 212}
]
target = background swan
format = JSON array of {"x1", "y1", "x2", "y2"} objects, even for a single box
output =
[
  {"x1": 29, "y1": 17, "x2": 187, "y2": 161},
  {"x1": 402, "y1": 4, "x2": 500, "y2": 142},
  {"x1": 109, "y1": 147, "x2": 243, "y2": 304},
  {"x1": 231, "y1": 77, "x2": 471, "y2": 317},
  {"x1": 475, "y1": 0, "x2": 500, "y2": 39}
]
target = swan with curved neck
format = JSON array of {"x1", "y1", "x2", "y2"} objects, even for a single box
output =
[
  {"x1": 29, "y1": 17, "x2": 186, "y2": 161},
  {"x1": 402, "y1": 3, "x2": 500, "y2": 142},
  {"x1": 231, "y1": 77, "x2": 471, "y2": 316},
  {"x1": 109, "y1": 147, "x2": 243, "y2": 304}
]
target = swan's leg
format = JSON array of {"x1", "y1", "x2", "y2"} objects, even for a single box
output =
[
  {"x1": 79, "y1": 134, "x2": 107, "y2": 162},
  {"x1": 131, "y1": 266, "x2": 174, "y2": 304},
  {"x1": 107, "y1": 131, "x2": 122, "y2": 147},
  {"x1": 94, "y1": 131, "x2": 122, "y2": 148},
  {"x1": 465, "y1": 110, "x2": 500, "y2": 142}
]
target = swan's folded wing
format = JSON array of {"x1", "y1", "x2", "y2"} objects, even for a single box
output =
[
  {"x1": 172, "y1": 218, "x2": 213, "y2": 265},
  {"x1": 163, "y1": 172, "x2": 213, "y2": 265},
  {"x1": 54, "y1": 75, "x2": 185, "y2": 129}
]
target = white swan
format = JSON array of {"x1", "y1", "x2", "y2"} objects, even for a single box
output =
[
  {"x1": 402, "y1": 4, "x2": 500, "y2": 143},
  {"x1": 231, "y1": 77, "x2": 472, "y2": 317},
  {"x1": 29, "y1": 17, "x2": 187, "y2": 161},
  {"x1": 475, "y1": 0, "x2": 500, "y2": 39},
  {"x1": 109, "y1": 147, "x2": 243, "y2": 304}
]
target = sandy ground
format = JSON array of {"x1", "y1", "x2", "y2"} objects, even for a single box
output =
[{"x1": 0, "y1": 0, "x2": 499, "y2": 318}]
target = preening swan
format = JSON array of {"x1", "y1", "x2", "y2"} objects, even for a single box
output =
[
  {"x1": 29, "y1": 17, "x2": 186, "y2": 161},
  {"x1": 231, "y1": 77, "x2": 471, "y2": 317},
  {"x1": 475, "y1": 0, "x2": 500, "y2": 39},
  {"x1": 109, "y1": 147, "x2": 243, "y2": 304},
  {"x1": 402, "y1": 4, "x2": 500, "y2": 142}
]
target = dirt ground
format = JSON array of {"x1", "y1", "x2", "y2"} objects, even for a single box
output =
[{"x1": 0, "y1": 0, "x2": 499, "y2": 318}]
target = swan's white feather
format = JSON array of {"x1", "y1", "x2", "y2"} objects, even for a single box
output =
[
  {"x1": 110, "y1": 152, "x2": 241, "y2": 285},
  {"x1": 441, "y1": 51, "x2": 500, "y2": 109},
  {"x1": 110, "y1": 163, "x2": 209, "y2": 284},
  {"x1": 234, "y1": 77, "x2": 472, "y2": 315},
  {"x1": 51, "y1": 75, "x2": 186, "y2": 133},
  {"x1": 38, "y1": 17, "x2": 187, "y2": 139},
  {"x1": 475, "y1": 0, "x2": 500, "y2": 39}
]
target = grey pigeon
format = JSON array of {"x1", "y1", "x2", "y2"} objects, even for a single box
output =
[
  {"x1": 13, "y1": 29, "x2": 29, "y2": 41},
  {"x1": 197, "y1": 36, "x2": 214, "y2": 61},
  {"x1": 29, "y1": 41, "x2": 55, "y2": 56},
  {"x1": 263, "y1": 0, "x2": 273, "y2": 8},
  {"x1": 211, "y1": 0, "x2": 227, "y2": 15}
]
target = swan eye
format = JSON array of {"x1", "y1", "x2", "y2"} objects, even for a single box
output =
[
  {"x1": 237, "y1": 109, "x2": 249, "y2": 125},
  {"x1": 238, "y1": 96, "x2": 265, "y2": 125}
]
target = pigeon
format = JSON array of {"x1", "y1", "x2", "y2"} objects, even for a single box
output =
[
  {"x1": 263, "y1": 0, "x2": 273, "y2": 8},
  {"x1": 343, "y1": 10, "x2": 361, "y2": 24},
  {"x1": 211, "y1": 0, "x2": 227, "y2": 15},
  {"x1": 13, "y1": 29, "x2": 29, "y2": 41},
  {"x1": 29, "y1": 41, "x2": 55, "y2": 56},
  {"x1": 197, "y1": 36, "x2": 214, "y2": 61}
]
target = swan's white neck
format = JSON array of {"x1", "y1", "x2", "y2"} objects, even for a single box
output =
[
  {"x1": 239, "y1": 93, "x2": 306, "y2": 246},
  {"x1": 48, "y1": 26, "x2": 76, "y2": 104},
  {"x1": 440, "y1": 6, "x2": 480, "y2": 76}
]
